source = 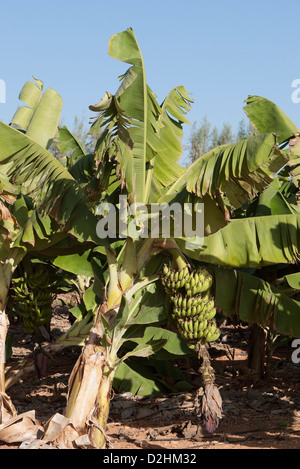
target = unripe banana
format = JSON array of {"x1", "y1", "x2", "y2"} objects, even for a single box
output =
[
  {"x1": 172, "y1": 296, "x2": 178, "y2": 307},
  {"x1": 201, "y1": 291, "x2": 210, "y2": 303},
  {"x1": 205, "y1": 330, "x2": 220, "y2": 342},
  {"x1": 199, "y1": 319, "x2": 208, "y2": 331},
  {"x1": 180, "y1": 278, "x2": 186, "y2": 288},
  {"x1": 204, "y1": 307, "x2": 216, "y2": 321},
  {"x1": 208, "y1": 321, "x2": 217, "y2": 335},
  {"x1": 206, "y1": 300, "x2": 215, "y2": 311}
]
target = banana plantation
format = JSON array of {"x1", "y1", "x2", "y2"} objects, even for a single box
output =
[{"x1": 0, "y1": 28, "x2": 300, "y2": 449}]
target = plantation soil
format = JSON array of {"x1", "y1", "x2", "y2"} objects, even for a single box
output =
[{"x1": 1, "y1": 301, "x2": 300, "y2": 450}]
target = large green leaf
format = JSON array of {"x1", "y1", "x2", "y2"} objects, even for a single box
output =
[
  {"x1": 0, "y1": 122, "x2": 105, "y2": 245},
  {"x1": 113, "y1": 360, "x2": 166, "y2": 395},
  {"x1": 55, "y1": 125, "x2": 86, "y2": 166},
  {"x1": 89, "y1": 28, "x2": 193, "y2": 206},
  {"x1": 108, "y1": 28, "x2": 147, "y2": 203},
  {"x1": 10, "y1": 78, "x2": 62, "y2": 149},
  {"x1": 52, "y1": 250, "x2": 94, "y2": 277},
  {"x1": 113, "y1": 357, "x2": 192, "y2": 396},
  {"x1": 254, "y1": 179, "x2": 299, "y2": 217},
  {"x1": 212, "y1": 266, "x2": 300, "y2": 337},
  {"x1": 128, "y1": 325, "x2": 192, "y2": 359},
  {"x1": 177, "y1": 213, "x2": 300, "y2": 268},
  {"x1": 145, "y1": 86, "x2": 192, "y2": 202},
  {"x1": 161, "y1": 133, "x2": 287, "y2": 209},
  {"x1": 10, "y1": 78, "x2": 43, "y2": 129},
  {"x1": 243, "y1": 95, "x2": 299, "y2": 145},
  {"x1": 283, "y1": 272, "x2": 300, "y2": 290}
]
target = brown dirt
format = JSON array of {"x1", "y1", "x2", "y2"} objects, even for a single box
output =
[{"x1": 1, "y1": 302, "x2": 300, "y2": 450}]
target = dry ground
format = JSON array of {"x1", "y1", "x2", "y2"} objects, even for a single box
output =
[{"x1": 1, "y1": 302, "x2": 300, "y2": 450}]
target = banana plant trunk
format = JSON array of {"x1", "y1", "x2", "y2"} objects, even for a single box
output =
[
  {"x1": 64, "y1": 315, "x2": 115, "y2": 448},
  {"x1": 63, "y1": 239, "x2": 154, "y2": 448},
  {"x1": 248, "y1": 323, "x2": 267, "y2": 379},
  {"x1": 63, "y1": 302, "x2": 121, "y2": 448}
]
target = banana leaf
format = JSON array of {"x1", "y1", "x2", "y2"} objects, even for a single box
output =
[
  {"x1": 89, "y1": 28, "x2": 193, "y2": 205},
  {"x1": 0, "y1": 122, "x2": 105, "y2": 246},
  {"x1": 10, "y1": 78, "x2": 62, "y2": 149},
  {"x1": 55, "y1": 125, "x2": 86, "y2": 166},
  {"x1": 114, "y1": 357, "x2": 192, "y2": 396},
  {"x1": 161, "y1": 132, "x2": 287, "y2": 209},
  {"x1": 212, "y1": 266, "x2": 300, "y2": 338},
  {"x1": 254, "y1": 179, "x2": 299, "y2": 217},
  {"x1": 113, "y1": 360, "x2": 167, "y2": 395},
  {"x1": 243, "y1": 95, "x2": 299, "y2": 145},
  {"x1": 177, "y1": 213, "x2": 300, "y2": 268},
  {"x1": 52, "y1": 250, "x2": 94, "y2": 277}
]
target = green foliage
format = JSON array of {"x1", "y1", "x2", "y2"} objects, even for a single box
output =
[{"x1": 2, "y1": 28, "x2": 300, "y2": 405}]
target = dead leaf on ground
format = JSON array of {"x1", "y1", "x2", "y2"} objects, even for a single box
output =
[{"x1": 0, "y1": 410, "x2": 43, "y2": 444}]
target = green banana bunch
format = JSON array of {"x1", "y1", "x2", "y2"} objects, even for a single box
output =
[
  {"x1": 161, "y1": 263, "x2": 220, "y2": 345},
  {"x1": 9, "y1": 267, "x2": 54, "y2": 334}
]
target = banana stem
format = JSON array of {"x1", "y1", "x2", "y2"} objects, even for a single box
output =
[
  {"x1": 64, "y1": 321, "x2": 106, "y2": 434},
  {"x1": 89, "y1": 365, "x2": 116, "y2": 448},
  {"x1": 105, "y1": 247, "x2": 122, "y2": 310},
  {"x1": 119, "y1": 237, "x2": 137, "y2": 292},
  {"x1": 169, "y1": 248, "x2": 189, "y2": 271},
  {"x1": 136, "y1": 238, "x2": 155, "y2": 273}
]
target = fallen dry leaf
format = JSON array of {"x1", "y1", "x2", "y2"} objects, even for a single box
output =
[{"x1": 0, "y1": 410, "x2": 43, "y2": 444}]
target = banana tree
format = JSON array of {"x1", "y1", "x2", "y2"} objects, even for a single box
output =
[
  {"x1": 2, "y1": 29, "x2": 300, "y2": 449},
  {"x1": 0, "y1": 79, "x2": 108, "y2": 425},
  {"x1": 48, "y1": 28, "x2": 300, "y2": 448}
]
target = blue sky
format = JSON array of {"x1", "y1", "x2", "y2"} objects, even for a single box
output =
[{"x1": 1, "y1": 0, "x2": 300, "y2": 163}]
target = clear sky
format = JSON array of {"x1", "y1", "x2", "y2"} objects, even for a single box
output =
[{"x1": 1, "y1": 0, "x2": 300, "y2": 163}]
